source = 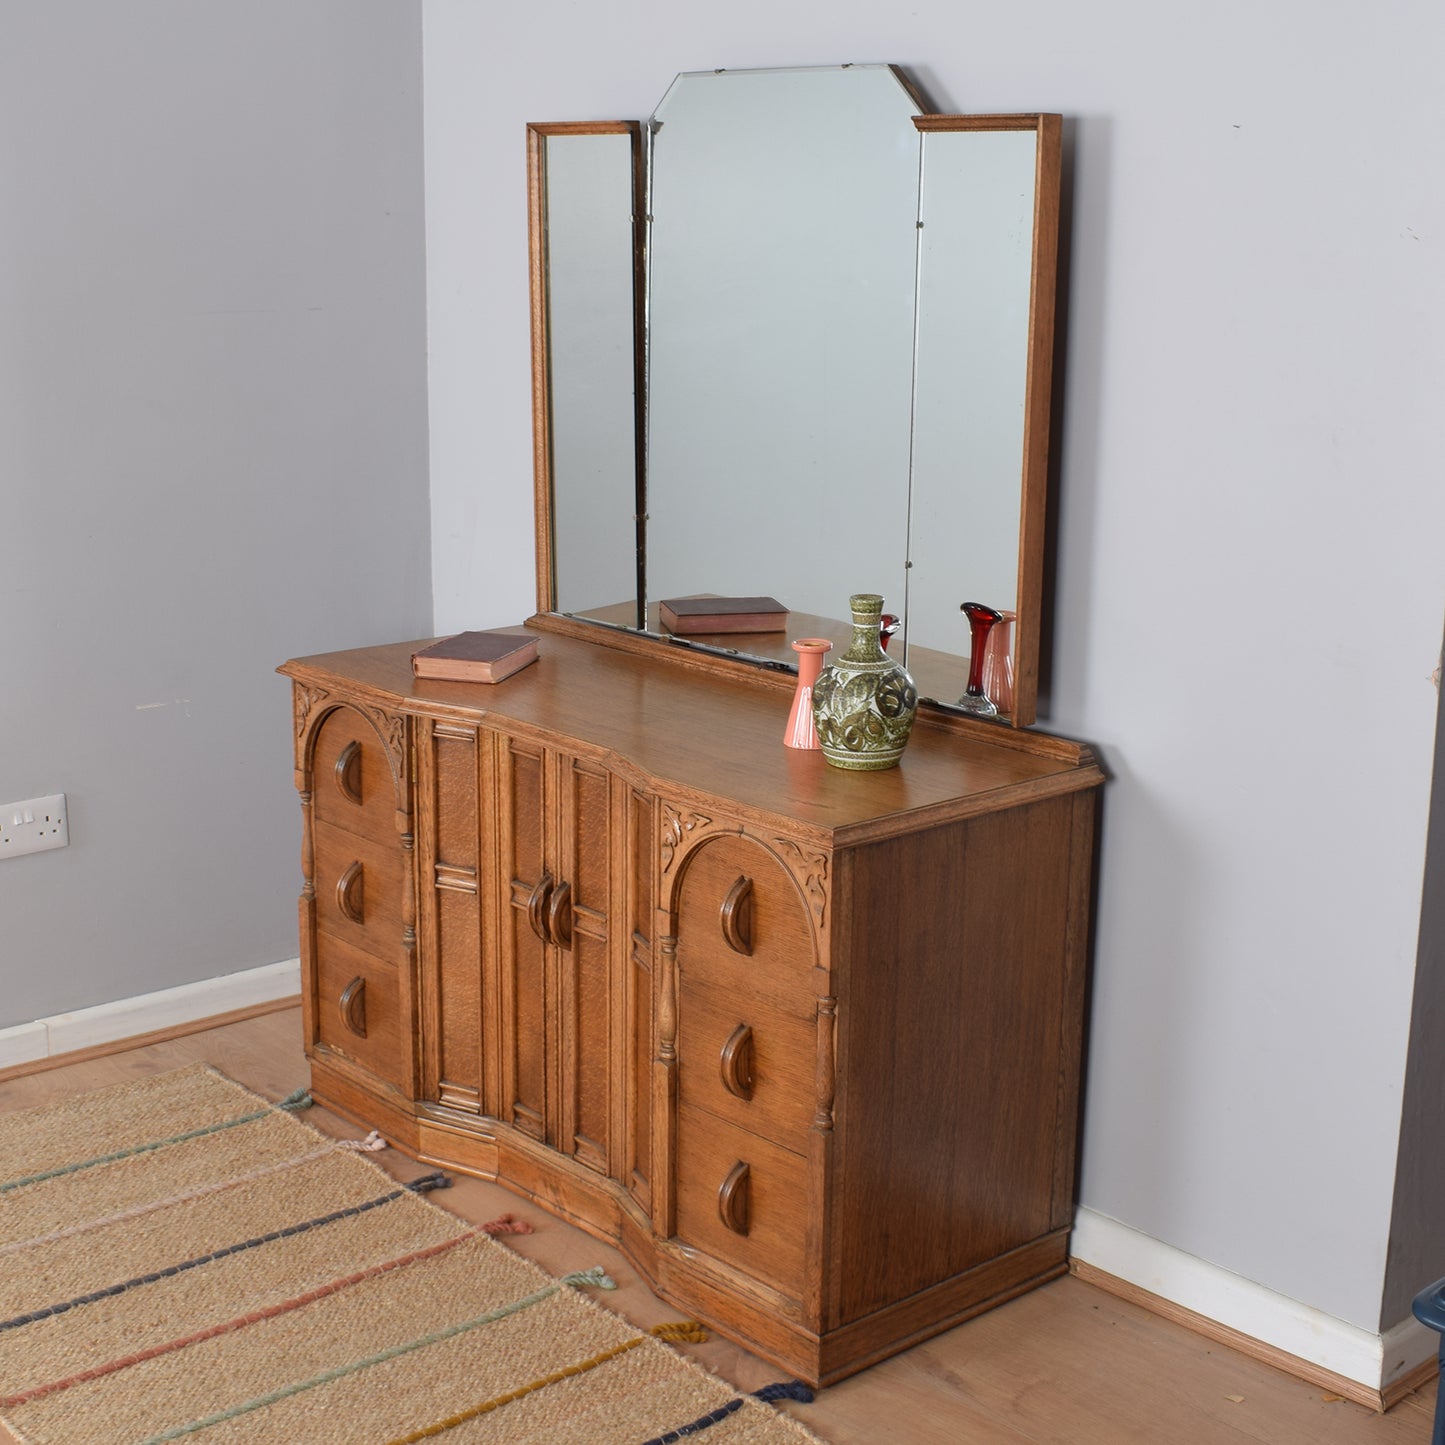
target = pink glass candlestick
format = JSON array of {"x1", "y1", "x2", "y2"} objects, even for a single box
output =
[{"x1": 784, "y1": 638, "x2": 832, "y2": 749}]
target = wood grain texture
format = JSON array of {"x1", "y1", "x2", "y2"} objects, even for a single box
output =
[
  {"x1": 830, "y1": 797, "x2": 1076, "y2": 1326},
  {"x1": 282, "y1": 633, "x2": 1102, "y2": 845},
  {"x1": 555, "y1": 752, "x2": 614, "y2": 1174},
  {"x1": 281, "y1": 643, "x2": 1103, "y2": 1385},
  {"x1": 417, "y1": 718, "x2": 484, "y2": 1112}
]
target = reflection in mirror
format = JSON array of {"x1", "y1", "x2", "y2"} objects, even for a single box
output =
[
  {"x1": 907, "y1": 125, "x2": 1036, "y2": 655},
  {"x1": 530, "y1": 70, "x2": 1062, "y2": 727},
  {"x1": 528, "y1": 124, "x2": 641, "y2": 619},
  {"x1": 905, "y1": 117, "x2": 1057, "y2": 718},
  {"x1": 646, "y1": 66, "x2": 917, "y2": 624}
]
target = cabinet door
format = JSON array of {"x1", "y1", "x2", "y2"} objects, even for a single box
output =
[
  {"x1": 553, "y1": 755, "x2": 615, "y2": 1175},
  {"x1": 494, "y1": 735, "x2": 618, "y2": 1174},
  {"x1": 496, "y1": 737, "x2": 551, "y2": 1144}
]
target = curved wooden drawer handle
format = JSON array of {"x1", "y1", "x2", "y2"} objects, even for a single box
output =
[
  {"x1": 526, "y1": 873, "x2": 554, "y2": 945},
  {"x1": 719, "y1": 875, "x2": 754, "y2": 956},
  {"x1": 547, "y1": 878, "x2": 573, "y2": 951},
  {"x1": 334, "y1": 741, "x2": 363, "y2": 805},
  {"x1": 339, "y1": 976, "x2": 368, "y2": 1038},
  {"x1": 336, "y1": 860, "x2": 365, "y2": 925},
  {"x1": 719, "y1": 1023, "x2": 754, "y2": 1101},
  {"x1": 718, "y1": 1160, "x2": 751, "y2": 1236}
]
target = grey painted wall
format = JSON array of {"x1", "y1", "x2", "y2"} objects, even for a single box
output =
[
  {"x1": 0, "y1": 2, "x2": 432, "y2": 1027},
  {"x1": 422, "y1": 0, "x2": 1445, "y2": 1335}
]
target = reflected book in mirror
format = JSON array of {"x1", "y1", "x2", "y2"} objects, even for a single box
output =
[{"x1": 658, "y1": 596, "x2": 787, "y2": 634}]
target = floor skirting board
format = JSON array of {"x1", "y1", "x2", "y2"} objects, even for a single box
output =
[
  {"x1": 1071, "y1": 1206, "x2": 1437, "y2": 1411},
  {"x1": 0, "y1": 959, "x2": 301, "y2": 1078}
]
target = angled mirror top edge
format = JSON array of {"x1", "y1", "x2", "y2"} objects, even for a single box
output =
[{"x1": 644, "y1": 65, "x2": 918, "y2": 652}]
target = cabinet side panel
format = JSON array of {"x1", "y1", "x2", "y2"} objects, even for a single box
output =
[{"x1": 833, "y1": 795, "x2": 1076, "y2": 1324}]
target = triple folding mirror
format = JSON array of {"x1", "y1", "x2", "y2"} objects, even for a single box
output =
[{"x1": 528, "y1": 64, "x2": 1061, "y2": 727}]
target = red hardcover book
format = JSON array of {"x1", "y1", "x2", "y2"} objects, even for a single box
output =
[
  {"x1": 658, "y1": 596, "x2": 787, "y2": 635},
  {"x1": 411, "y1": 630, "x2": 539, "y2": 683}
]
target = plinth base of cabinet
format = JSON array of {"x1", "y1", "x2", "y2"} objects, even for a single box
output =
[
  {"x1": 806, "y1": 1232, "x2": 1071, "y2": 1386},
  {"x1": 308, "y1": 1051, "x2": 422, "y2": 1152},
  {"x1": 308, "y1": 1056, "x2": 1073, "y2": 1388}
]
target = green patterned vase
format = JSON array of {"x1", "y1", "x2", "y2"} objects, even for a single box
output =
[{"x1": 811, "y1": 594, "x2": 918, "y2": 771}]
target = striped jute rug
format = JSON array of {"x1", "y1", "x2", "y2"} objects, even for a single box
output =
[{"x1": 0, "y1": 1065, "x2": 825, "y2": 1445}]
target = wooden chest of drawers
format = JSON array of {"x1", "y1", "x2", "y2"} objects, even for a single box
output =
[{"x1": 281, "y1": 632, "x2": 1102, "y2": 1385}]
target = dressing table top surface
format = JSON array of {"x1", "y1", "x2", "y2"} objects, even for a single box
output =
[{"x1": 282, "y1": 633, "x2": 1100, "y2": 846}]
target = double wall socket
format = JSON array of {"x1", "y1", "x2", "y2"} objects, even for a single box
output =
[{"x1": 0, "y1": 794, "x2": 69, "y2": 858}]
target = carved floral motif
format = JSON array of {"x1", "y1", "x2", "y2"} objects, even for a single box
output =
[
  {"x1": 293, "y1": 685, "x2": 330, "y2": 740},
  {"x1": 660, "y1": 804, "x2": 713, "y2": 874},
  {"x1": 359, "y1": 704, "x2": 408, "y2": 783},
  {"x1": 772, "y1": 838, "x2": 830, "y2": 930}
]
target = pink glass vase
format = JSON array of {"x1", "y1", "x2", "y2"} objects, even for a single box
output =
[
  {"x1": 784, "y1": 638, "x2": 832, "y2": 749},
  {"x1": 980, "y1": 609, "x2": 1015, "y2": 717}
]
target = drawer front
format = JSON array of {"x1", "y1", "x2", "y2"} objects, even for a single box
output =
[
  {"x1": 315, "y1": 930, "x2": 406, "y2": 1090},
  {"x1": 678, "y1": 976, "x2": 814, "y2": 1150},
  {"x1": 674, "y1": 834, "x2": 818, "y2": 1022},
  {"x1": 312, "y1": 818, "x2": 406, "y2": 959},
  {"x1": 310, "y1": 704, "x2": 402, "y2": 842},
  {"x1": 674, "y1": 1104, "x2": 808, "y2": 1300}
]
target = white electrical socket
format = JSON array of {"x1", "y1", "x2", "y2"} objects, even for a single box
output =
[{"x1": 0, "y1": 794, "x2": 69, "y2": 859}]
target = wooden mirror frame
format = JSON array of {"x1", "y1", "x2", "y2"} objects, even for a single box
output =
[{"x1": 525, "y1": 89, "x2": 1063, "y2": 730}]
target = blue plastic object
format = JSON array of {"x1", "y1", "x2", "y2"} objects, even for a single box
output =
[{"x1": 1411, "y1": 1278, "x2": 1445, "y2": 1445}]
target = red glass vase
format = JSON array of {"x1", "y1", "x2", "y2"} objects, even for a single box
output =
[{"x1": 958, "y1": 602, "x2": 1002, "y2": 717}]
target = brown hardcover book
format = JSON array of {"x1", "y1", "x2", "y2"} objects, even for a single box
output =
[
  {"x1": 658, "y1": 596, "x2": 788, "y2": 635},
  {"x1": 411, "y1": 630, "x2": 539, "y2": 684}
]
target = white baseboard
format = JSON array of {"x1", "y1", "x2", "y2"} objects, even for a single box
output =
[
  {"x1": 0, "y1": 1021, "x2": 49, "y2": 1070},
  {"x1": 1072, "y1": 1206, "x2": 1437, "y2": 1394},
  {"x1": 0, "y1": 959, "x2": 301, "y2": 1070}
]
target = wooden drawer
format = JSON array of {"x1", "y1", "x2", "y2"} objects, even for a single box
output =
[
  {"x1": 315, "y1": 930, "x2": 406, "y2": 1090},
  {"x1": 313, "y1": 817, "x2": 405, "y2": 959},
  {"x1": 674, "y1": 833, "x2": 818, "y2": 1022},
  {"x1": 678, "y1": 976, "x2": 814, "y2": 1150},
  {"x1": 674, "y1": 1104, "x2": 808, "y2": 1301},
  {"x1": 310, "y1": 704, "x2": 401, "y2": 842}
]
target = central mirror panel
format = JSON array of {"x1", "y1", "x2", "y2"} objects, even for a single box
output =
[
  {"x1": 531, "y1": 66, "x2": 1061, "y2": 726},
  {"x1": 646, "y1": 66, "x2": 918, "y2": 626}
]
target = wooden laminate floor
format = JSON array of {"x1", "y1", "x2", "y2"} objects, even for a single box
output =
[{"x1": 0, "y1": 1008, "x2": 1437, "y2": 1445}]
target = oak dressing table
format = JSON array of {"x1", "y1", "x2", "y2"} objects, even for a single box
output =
[{"x1": 280, "y1": 64, "x2": 1102, "y2": 1386}]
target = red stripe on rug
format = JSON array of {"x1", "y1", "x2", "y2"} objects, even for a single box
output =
[{"x1": 0, "y1": 1224, "x2": 507, "y2": 1408}]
